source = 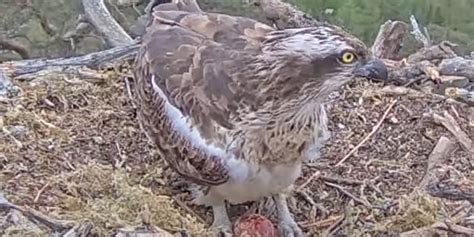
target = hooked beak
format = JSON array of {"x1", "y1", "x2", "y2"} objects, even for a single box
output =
[{"x1": 353, "y1": 58, "x2": 388, "y2": 82}]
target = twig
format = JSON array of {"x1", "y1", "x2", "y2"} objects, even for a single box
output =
[
  {"x1": 0, "y1": 195, "x2": 74, "y2": 232},
  {"x1": 321, "y1": 214, "x2": 345, "y2": 236},
  {"x1": 123, "y1": 74, "x2": 137, "y2": 109},
  {"x1": 296, "y1": 171, "x2": 320, "y2": 191},
  {"x1": 400, "y1": 219, "x2": 474, "y2": 237},
  {"x1": 319, "y1": 176, "x2": 363, "y2": 186},
  {"x1": 324, "y1": 182, "x2": 371, "y2": 207},
  {"x1": 426, "y1": 178, "x2": 474, "y2": 204},
  {"x1": 379, "y1": 85, "x2": 466, "y2": 106},
  {"x1": 294, "y1": 189, "x2": 316, "y2": 206},
  {"x1": 172, "y1": 197, "x2": 207, "y2": 224},
  {"x1": 300, "y1": 215, "x2": 343, "y2": 229},
  {"x1": 335, "y1": 99, "x2": 398, "y2": 166},
  {"x1": 429, "y1": 111, "x2": 473, "y2": 163},
  {"x1": 34, "y1": 182, "x2": 50, "y2": 204}
]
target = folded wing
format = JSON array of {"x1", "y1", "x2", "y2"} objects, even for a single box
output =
[{"x1": 133, "y1": 1, "x2": 274, "y2": 185}]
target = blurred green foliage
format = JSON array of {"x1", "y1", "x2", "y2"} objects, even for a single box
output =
[{"x1": 288, "y1": 0, "x2": 474, "y2": 55}]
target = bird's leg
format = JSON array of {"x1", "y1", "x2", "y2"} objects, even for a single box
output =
[
  {"x1": 272, "y1": 193, "x2": 305, "y2": 237},
  {"x1": 210, "y1": 203, "x2": 232, "y2": 234}
]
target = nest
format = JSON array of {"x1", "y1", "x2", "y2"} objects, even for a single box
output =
[{"x1": 0, "y1": 62, "x2": 472, "y2": 236}]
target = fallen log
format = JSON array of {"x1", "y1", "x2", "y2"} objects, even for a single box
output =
[
  {"x1": 439, "y1": 56, "x2": 474, "y2": 81},
  {"x1": 0, "y1": 42, "x2": 139, "y2": 77}
]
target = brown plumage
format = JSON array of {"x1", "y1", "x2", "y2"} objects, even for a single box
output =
[{"x1": 133, "y1": 0, "x2": 388, "y2": 236}]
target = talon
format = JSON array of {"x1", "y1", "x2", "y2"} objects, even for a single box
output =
[
  {"x1": 210, "y1": 204, "x2": 233, "y2": 236},
  {"x1": 277, "y1": 220, "x2": 305, "y2": 237}
]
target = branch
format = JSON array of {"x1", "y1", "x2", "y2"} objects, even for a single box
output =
[
  {"x1": 409, "y1": 15, "x2": 430, "y2": 48},
  {"x1": 0, "y1": 37, "x2": 31, "y2": 59},
  {"x1": 400, "y1": 221, "x2": 474, "y2": 237},
  {"x1": 0, "y1": 194, "x2": 74, "y2": 232},
  {"x1": 428, "y1": 111, "x2": 473, "y2": 156},
  {"x1": 81, "y1": 0, "x2": 134, "y2": 47},
  {"x1": 335, "y1": 99, "x2": 398, "y2": 166},
  {"x1": 406, "y1": 41, "x2": 457, "y2": 64},
  {"x1": 0, "y1": 42, "x2": 139, "y2": 77},
  {"x1": 417, "y1": 136, "x2": 455, "y2": 190},
  {"x1": 371, "y1": 20, "x2": 408, "y2": 59},
  {"x1": 439, "y1": 56, "x2": 474, "y2": 80}
]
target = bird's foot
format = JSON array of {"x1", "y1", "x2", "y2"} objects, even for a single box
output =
[
  {"x1": 209, "y1": 204, "x2": 233, "y2": 236},
  {"x1": 273, "y1": 193, "x2": 305, "y2": 237},
  {"x1": 277, "y1": 218, "x2": 305, "y2": 237}
]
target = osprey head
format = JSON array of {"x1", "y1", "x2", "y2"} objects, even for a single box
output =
[{"x1": 259, "y1": 26, "x2": 388, "y2": 100}]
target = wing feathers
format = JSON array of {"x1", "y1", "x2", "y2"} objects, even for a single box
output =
[{"x1": 136, "y1": 1, "x2": 275, "y2": 186}]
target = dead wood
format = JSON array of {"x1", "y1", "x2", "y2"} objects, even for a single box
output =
[
  {"x1": 444, "y1": 87, "x2": 474, "y2": 105},
  {"x1": 0, "y1": 194, "x2": 74, "y2": 232},
  {"x1": 426, "y1": 179, "x2": 474, "y2": 204},
  {"x1": 427, "y1": 111, "x2": 473, "y2": 156},
  {"x1": 439, "y1": 57, "x2": 474, "y2": 81},
  {"x1": 400, "y1": 222, "x2": 474, "y2": 237},
  {"x1": 409, "y1": 15, "x2": 431, "y2": 48},
  {"x1": 0, "y1": 37, "x2": 31, "y2": 60},
  {"x1": 400, "y1": 204, "x2": 474, "y2": 237},
  {"x1": 335, "y1": 99, "x2": 398, "y2": 166},
  {"x1": 406, "y1": 41, "x2": 457, "y2": 64},
  {"x1": 0, "y1": 42, "x2": 139, "y2": 77},
  {"x1": 418, "y1": 136, "x2": 455, "y2": 190},
  {"x1": 114, "y1": 225, "x2": 175, "y2": 237},
  {"x1": 81, "y1": 0, "x2": 134, "y2": 47},
  {"x1": 371, "y1": 20, "x2": 409, "y2": 60}
]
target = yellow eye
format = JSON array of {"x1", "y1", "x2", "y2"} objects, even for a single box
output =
[{"x1": 340, "y1": 52, "x2": 356, "y2": 64}]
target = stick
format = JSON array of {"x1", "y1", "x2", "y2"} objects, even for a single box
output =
[
  {"x1": 400, "y1": 220, "x2": 474, "y2": 237},
  {"x1": 296, "y1": 171, "x2": 320, "y2": 191},
  {"x1": 324, "y1": 182, "x2": 371, "y2": 207},
  {"x1": 335, "y1": 99, "x2": 398, "y2": 167},
  {"x1": 0, "y1": 194, "x2": 74, "y2": 232},
  {"x1": 430, "y1": 111, "x2": 473, "y2": 160},
  {"x1": 81, "y1": 0, "x2": 134, "y2": 47},
  {"x1": 426, "y1": 178, "x2": 474, "y2": 204},
  {"x1": 409, "y1": 15, "x2": 430, "y2": 48},
  {"x1": 172, "y1": 197, "x2": 207, "y2": 224},
  {"x1": 0, "y1": 37, "x2": 31, "y2": 59},
  {"x1": 371, "y1": 20, "x2": 408, "y2": 59},
  {"x1": 418, "y1": 136, "x2": 455, "y2": 190},
  {"x1": 300, "y1": 215, "x2": 343, "y2": 229},
  {"x1": 0, "y1": 42, "x2": 139, "y2": 77}
]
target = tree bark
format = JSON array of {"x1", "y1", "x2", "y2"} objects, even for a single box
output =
[
  {"x1": 0, "y1": 37, "x2": 31, "y2": 59},
  {"x1": 371, "y1": 20, "x2": 408, "y2": 60},
  {"x1": 0, "y1": 42, "x2": 139, "y2": 77},
  {"x1": 439, "y1": 56, "x2": 474, "y2": 81},
  {"x1": 81, "y1": 0, "x2": 134, "y2": 47}
]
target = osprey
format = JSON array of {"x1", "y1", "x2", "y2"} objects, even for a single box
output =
[{"x1": 133, "y1": 0, "x2": 388, "y2": 236}]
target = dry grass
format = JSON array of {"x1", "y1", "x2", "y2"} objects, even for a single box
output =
[{"x1": 0, "y1": 62, "x2": 472, "y2": 236}]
